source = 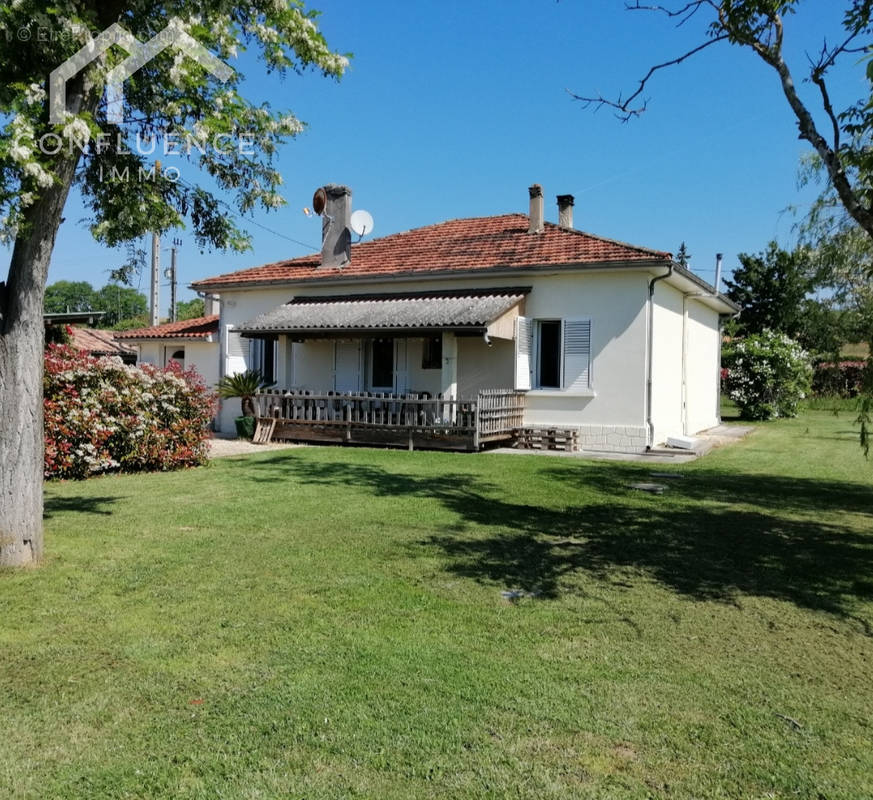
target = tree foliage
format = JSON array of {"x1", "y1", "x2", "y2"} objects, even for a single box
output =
[
  {"x1": 721, "y1": 242, "x2": 850, "y2": 357},
  {"x1": 176, "y1": 297, "x2": 205, "y2": 320},
  {"x1": 0, "y1": 2, "x2": 348, "y2": 250},
  {"x1": 574, "y1": 1, "x2": 873, "y2": 241},
  {"x1": 44, "y1": 280, "x2": 148, "y2": 326}
]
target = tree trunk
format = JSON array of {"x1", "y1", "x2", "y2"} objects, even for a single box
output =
[{"x1": 0, "y1": 77, "x2": 93, "y2": 567}]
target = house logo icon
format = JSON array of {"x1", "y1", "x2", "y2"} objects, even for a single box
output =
[{"x1": 49, "y1": 18, "x2": 233, "y2": 125}]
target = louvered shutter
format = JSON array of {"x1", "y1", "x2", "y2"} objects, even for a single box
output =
[
  {"x1": 225, "y1": 324, "x2": 245, "y2": 358},
  {"x1": 225, "y1": 324, "x2": 248, "y2": 375},
  {"x1": 562, "y1": 319, "x2": 592, "y2": 391},
  {"x1": 515, "y1": 316, "x2": 533, "y2": 390}
]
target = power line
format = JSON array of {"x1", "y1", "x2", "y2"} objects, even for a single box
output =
[{"x1": 176, "y1": 177, "x2": 319, "y2": 252}]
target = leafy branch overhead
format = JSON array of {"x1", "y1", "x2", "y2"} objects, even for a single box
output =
[
  {"x1": 572, "y1": 1, "x2": 873, "y2": 241},
  {"x1": 0, "y1": 2, "x2": 350, "y2": 253}
]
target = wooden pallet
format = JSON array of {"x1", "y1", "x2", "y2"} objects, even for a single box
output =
[
  {"x1": 252, "y1": 416, "x2": 277, "y2": 444},
  {"x1": 515, "y1": 427, "x2": 579, "y2": 452}
]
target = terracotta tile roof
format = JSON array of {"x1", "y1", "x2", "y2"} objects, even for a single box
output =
[
  {"x1": 70, "y1": 327, "x2": 136, "y2": 357},
  {"x1": 191, "y1": 214, "x2": 671, "y2": 290},
  {"x1": 113, "y1": 315, "x2": 219, "y2": 340}
]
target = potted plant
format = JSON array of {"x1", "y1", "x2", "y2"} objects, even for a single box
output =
[{"x1": 216, "y1": 369, "x2": 275, "y2": 439}]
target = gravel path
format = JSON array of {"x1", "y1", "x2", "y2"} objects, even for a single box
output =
[{"x1": 207, "y1": 436, "x2": 302, "y2": 458}]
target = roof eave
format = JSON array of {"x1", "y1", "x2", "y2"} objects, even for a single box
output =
[
  {"x1": 190, "y1": 258, "x2": 672, "y2": 293},
  {"x1": 238, "y1": 325, "x2": 489, "y2": 338}
]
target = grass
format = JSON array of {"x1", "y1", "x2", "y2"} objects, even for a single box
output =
[{"x1": 2, "y1": 411, "x2": 873, "y2": 799}]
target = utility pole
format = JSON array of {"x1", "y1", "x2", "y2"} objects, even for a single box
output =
[
  {"x1": 149, "y1": 160, "x2": 162, "y2": 326},
  {"x1": 168, "y1": 238, "x2": 181, "y2": 322}
]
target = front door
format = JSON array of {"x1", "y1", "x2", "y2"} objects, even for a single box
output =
[
  {"x1": 370, "y1": 337, "x2": 394, "y2": 391},
  {"x1": 334, "y1": 341, "x2": 361, "y2": 392}
]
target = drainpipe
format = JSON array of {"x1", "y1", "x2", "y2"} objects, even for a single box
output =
[{"x1": 646, "y1": 264, "x2": 674, "y2": 448}]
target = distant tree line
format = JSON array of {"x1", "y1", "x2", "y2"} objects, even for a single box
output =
[
  {"x1": 44, "y1": 281, "x2": 205, "y2": 329},
  {"x1": 722, "y1": 242, "x2": 870, "y2": 362}
]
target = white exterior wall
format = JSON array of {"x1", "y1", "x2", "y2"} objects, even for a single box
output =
[
  {"x1": 651, "y1": 282, "x2": 685, "y2": 447},
  {"x1": 457, "y1": 337, "x2": 514, "y2": 397},
  {"x1": 684, "y1": 300, "x2": 721, "y2": 435},
  {"x1": 650, "y1": 284, "x2": 724, "y2": 445},
  {"x1": 520, "y1": 272, "x2": 648, "y2": 448},
  {"x1": 135, "y1": 341, "x2": 162, "y2": 366},
  {"x1": 211, "y1": 270, "x2": 724, "y2": 449},
  {"x1": 184, "y1": 341, "x2": 220, "y2": 389}
]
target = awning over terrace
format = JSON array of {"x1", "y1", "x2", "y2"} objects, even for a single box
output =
[{"x1": 236, "y1": 287, "x2": 530, "y2": 339}]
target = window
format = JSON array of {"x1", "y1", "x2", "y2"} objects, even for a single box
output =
[
  {"x1": 515, "y1": 316, "x2": 592, "y2": 392},
  {"x1": 536, "y1": 320, "x2": 562, "y2": 388},
  {"x1": 250, "y1": 336, "x2": 277, "y2": 384},
  {"x1": 371, "y1": 337, "x2": 394, "y2": 389},
  {"x1": 421, "y1": 336, "x2": 442, "y2": 370},
  {"x1": 165, "y1": 347, "x2": 185, "y2": 368}
]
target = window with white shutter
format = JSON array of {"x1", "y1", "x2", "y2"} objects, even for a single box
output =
[
  {"x1": 225, "y1": 324, "x2": 245, "y2": 358},
  {"x1": 562, "y1": 318, "x2": 592, "y2": 391},
  {"x1": 514, "y1": 316, "x2": 533, "y2": 390}
]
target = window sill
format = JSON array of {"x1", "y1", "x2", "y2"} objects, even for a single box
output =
[{"x1": 526, "y1": 388, "x2": 597, "y2": 398}]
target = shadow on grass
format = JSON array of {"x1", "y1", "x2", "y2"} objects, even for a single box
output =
[
  {"x1": 541, "y1": 464, "x2": 873, "y2": 519},
  {"x1": 237, "y1": 454, "x2": 873, "y2": 628},
  {"x1": 43, "y1": 495, "x2": 122, "y2": 519}
]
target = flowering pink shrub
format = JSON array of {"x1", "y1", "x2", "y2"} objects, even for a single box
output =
[{"x1": 44, "y1": 344, "x2": 216, "y2": 479}]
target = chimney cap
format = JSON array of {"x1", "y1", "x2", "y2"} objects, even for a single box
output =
[
  {"x1": 557, "y1": 194, "x2": 575, "y2": 206},
  {"x1": 528, "y1": 183, "x2": 543, "y2": 198}
]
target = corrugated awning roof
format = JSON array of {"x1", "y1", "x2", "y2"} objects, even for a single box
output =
[{"x1": 237, "y1": 288, "x2": 529, "y2": 336}]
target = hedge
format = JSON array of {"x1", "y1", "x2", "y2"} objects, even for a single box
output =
[{"x1": 44, "y1": 344, "x2": 216, "y2": 479}]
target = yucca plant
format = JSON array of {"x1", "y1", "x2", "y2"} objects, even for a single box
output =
[{"x1": 216, "y1": 370, "x2": 275, "y2": 418}]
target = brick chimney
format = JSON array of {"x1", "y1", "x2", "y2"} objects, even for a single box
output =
[
  {"x1": 320, "y1": 184, "x2": 352, "y2": 268},
  {"x1": 557, "y1": 194, "x2": 574, "y2": 229},
  {"x1": 528, "y1": 184, "x2": 544, "y2": 234}
]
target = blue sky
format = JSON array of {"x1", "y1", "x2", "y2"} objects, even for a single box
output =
[{"x1": 37, "y1": 1, "x2": 864, "y2": 307}]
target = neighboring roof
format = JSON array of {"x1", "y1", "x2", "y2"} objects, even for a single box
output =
[
  {"x1": 70, "y1": 326, "x2": 136, "y2": 357},
  {"x1": 192, "y1": 214, "x2": 671, "y2": 291},
  {"x1": 237, "y1": 288, "x2": 529, "y2": 336},
  {"x1": 45, "y1": 310, "x2": 106, "y2": 325},
  {"x1": 113, "y1": 315, "x2": 219, "y2": 341}
]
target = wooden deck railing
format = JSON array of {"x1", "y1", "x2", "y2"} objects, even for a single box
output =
[{"x1": 253, "y1": 388, "x2": 525, "y2": 449}]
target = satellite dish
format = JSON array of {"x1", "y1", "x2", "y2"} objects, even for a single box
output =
[
  {"x1": 350, "y1": 209, "x2": 375, "y2": 238},
  {"x1": 312, "y1": 187, "x2": 327, "y2": 216}
]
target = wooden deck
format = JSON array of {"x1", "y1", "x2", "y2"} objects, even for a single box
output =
[{"x1": 253, "y1": 388, "x2": 525, "y2": 451}]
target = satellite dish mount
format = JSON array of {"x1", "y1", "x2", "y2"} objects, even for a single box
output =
[{"x1": 350, "y1": 209, "x2": 375, "y2": 241}]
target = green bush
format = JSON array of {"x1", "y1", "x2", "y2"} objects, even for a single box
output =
[{"x1": 723, "y1": 330, "x2": 812, "y2": 420}]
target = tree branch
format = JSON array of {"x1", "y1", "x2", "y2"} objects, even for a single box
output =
[
  {"x1": 569, "y1": 34, "x2": 728, "y2": 120},
  {"x1": 744, "y1": 12, "x2": 873, "y2": 236},
  {"x1": 626, "y1": 0, "x2": 716, "y2": 27}
]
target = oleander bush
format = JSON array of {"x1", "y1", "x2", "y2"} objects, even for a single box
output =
[
  {"x1": 811, "y1": 359, "x2": 868, "y2": 398},
  {"x1": 44, "y1": 344, "x2": 216, "y2": 479},
  {"x1": 723, "y1": 330, "x2": 812, "y2": 420}
]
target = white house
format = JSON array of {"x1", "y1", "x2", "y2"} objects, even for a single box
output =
[
  {"x1": 190, "y1": 184, "x2": 738, "y2": 452},
  {"x1": 113, "y1": 314, "x2": 221, "y2": 390}
]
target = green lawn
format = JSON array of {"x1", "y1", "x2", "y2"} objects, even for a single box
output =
[{"x1": 2, "y1": 411, "x2": 872, "y2": 799}]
